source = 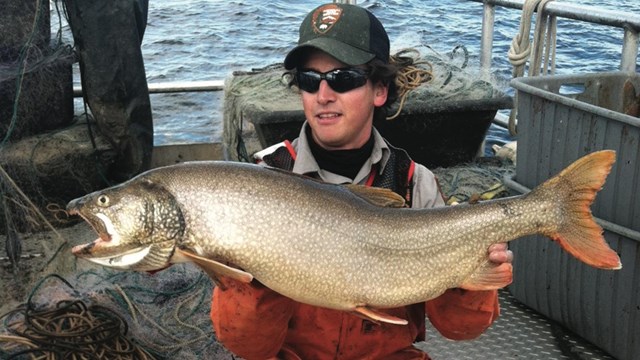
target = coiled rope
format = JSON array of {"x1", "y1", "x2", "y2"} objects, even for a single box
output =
[
  {"x1": 507, "y1": 0, "x2": 557, "y2": 135},
  {"x1": 0, "y1": 275, "x2": 156, "y2": 360},
  {"x1": 387, "y1": 48, "x2": 434, "y2": 120}
]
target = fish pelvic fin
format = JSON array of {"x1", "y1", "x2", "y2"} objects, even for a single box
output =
[
  {"x1": 461, "y1": 262, "x2": 513, "y2": 291},
  {"x1": 537, "y1": 150, "x2": 621, "y2": 270},
  {"x1": 352, "y1": 306, "x2": 408, "y2": 325},
  {"x1": 173, "y1": 249, "x2": 254, "y2": 287}
]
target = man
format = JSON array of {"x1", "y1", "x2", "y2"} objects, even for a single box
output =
[{"x1": 211, "y1": 3, "x2": 512, "y2": 359}]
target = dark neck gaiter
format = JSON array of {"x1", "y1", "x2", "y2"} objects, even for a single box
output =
[{"x1": 306, "y1": 126, "x2": 374, "y2": 180}]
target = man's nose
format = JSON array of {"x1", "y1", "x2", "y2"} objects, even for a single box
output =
[{"x1": 316, "y1": 79, "x2": 336, "y2": 103}]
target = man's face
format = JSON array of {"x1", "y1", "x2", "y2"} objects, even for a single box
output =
[{"x1": 300, "y1": 50, "x2": 388, "y2": 150}]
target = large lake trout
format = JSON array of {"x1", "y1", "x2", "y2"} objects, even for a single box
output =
[{"x1": 68, "y1": 150, "x2": 621, "y2": 325}]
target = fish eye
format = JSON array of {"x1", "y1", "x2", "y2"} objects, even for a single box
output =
[{"x1": 97, "y1": 195, "x2": 110, "y2": 207}]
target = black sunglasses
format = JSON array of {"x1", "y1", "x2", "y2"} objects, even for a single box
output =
[{"x1": 296, "y1": 68, "x2": 370, "y2": 93}]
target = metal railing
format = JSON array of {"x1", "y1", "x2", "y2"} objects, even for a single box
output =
[
  {"x1": 73, "y1": 80, "x2": 224, "y2": 97},
  {"x1": 471, "y1": 0, "x2": 640, "y2": 73}
]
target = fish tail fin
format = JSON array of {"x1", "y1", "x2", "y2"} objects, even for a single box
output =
[{"x1": 535, "y1": 150, "x2": 621, "y2": 270}]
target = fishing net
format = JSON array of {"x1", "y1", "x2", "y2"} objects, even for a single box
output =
[
  {"x1": 222, "y1": 63, "x2": 293, "y2": 162},
  {"x1": 432, "y1": 157, "x2": 516, "y2": 205},
  {"x1": 0, "y1": 0, "x2": 103, "y2": 306},
  {"x1": 1, "y1": 0, "x2": 160, "y2": 305},
  {"x1": 0, "y1": 0, "x2": 154, "y2": 337},
  {"x1": 0, "y1": 0, "x2": 79, "y2": 305}
]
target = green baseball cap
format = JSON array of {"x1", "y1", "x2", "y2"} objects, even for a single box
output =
[{"x1": 284, "y1": 3, "x2": 390, "y2": 70}]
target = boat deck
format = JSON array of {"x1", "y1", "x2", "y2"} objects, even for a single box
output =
[{"x1": 419, "y1": 289, "x2": 614, "y2": 359}]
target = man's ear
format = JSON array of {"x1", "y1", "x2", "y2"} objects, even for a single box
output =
[{"x1": 373, "y1": 82, "x2": 389, "y2": 107}]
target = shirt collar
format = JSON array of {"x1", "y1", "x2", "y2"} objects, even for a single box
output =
[{"x1": 291, "y1": 122, "x2": 391, "y2": 184}]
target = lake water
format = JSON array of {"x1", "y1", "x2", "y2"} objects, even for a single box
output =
[{"x1": 55, "y1": 0, "x2": 640, "y2": 149}]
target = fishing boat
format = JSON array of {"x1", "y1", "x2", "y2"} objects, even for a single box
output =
[{"x1": 0, "y1": 0, "x2": 638, "y2": 359}]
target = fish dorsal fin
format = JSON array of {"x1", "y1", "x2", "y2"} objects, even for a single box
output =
[
  {"x1": 345, "y1": 185, "x2": 406, "y2": 208},
  {"x1": 460, "y1": 261, "x2": 513, "y2": 291},
  {"x1": 264, "y1": 166, "x2": 406, "y2": 208},
  {"x1": 352, "y1": 306, "x2": 409, "y2": 325},
  {"x1": 174, "y1": 248, "x2": 254, "y2": 287}
]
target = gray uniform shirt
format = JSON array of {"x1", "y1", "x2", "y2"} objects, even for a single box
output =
[{"x1": 255, "y1": 122, "x2": 445, "y2": 209}]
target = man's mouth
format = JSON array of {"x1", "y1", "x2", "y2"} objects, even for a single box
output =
[
  {"x1": 316, "y1": 112, "x2": 342, "y2": 125},
  {"x1": 317, "y1": 113, "x2": 341, "y2": 120},
  {"x1": 318, "y1": 112, "x2": 340, "y2": 119}
]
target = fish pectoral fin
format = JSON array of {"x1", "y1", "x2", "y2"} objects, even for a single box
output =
[
  {"x1": 345, "y1": 185, "x2": 406, "y2": 208},
  {"x1": 460, "y1": 262, "x2": 513, "y2": 291},
  {"x1": 195, "y1": 266, "x2": 227, "y2": 291},
  {"x1": 352, "y1": 306, "x2": 408, "y2": 325},
  {"x1": 175, "y1": 249, "x2": 254, "y2": 285}
]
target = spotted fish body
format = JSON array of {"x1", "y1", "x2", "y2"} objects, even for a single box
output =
[{"x1": 68, "y1": 151, "x2": 621, "y2": 323}]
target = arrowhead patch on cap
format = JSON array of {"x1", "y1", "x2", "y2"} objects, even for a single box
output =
[{"x1": 312, "y1": 4, "x2": 343, "y2": 34}]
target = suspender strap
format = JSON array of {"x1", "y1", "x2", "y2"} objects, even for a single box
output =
[
  {"x1": 283, "y1": 140, "x2": 297, "y2": 161},
  {"x1": 365, "y1": 166, "x2": 377, "y2": 187}
]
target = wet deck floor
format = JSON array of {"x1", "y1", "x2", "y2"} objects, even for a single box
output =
[{"x1": 418, "y1": 289, "x2": 615, "y2": 359}]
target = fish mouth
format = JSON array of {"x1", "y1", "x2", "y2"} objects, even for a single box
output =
[
  {"x1": 66, "y1": 196, "x2": 178, "y2": 271},
  {"x1": 67, "y1": 207, "x2": 111, "y2": 243},
  {"x1": 68, "y1": 206, "x2": 147, "y2": 268},
  {"x1": 72, "y1": 243, "x2": 152, "y2": 269}
]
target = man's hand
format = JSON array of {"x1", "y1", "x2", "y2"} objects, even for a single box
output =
[{"x1": 488, "y1": 243, "x2": 513, "y2": 264}]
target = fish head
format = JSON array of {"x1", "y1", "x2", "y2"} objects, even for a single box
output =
[{"x1": 67, "y1": 177, "x2": 185, "y2": 271}]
